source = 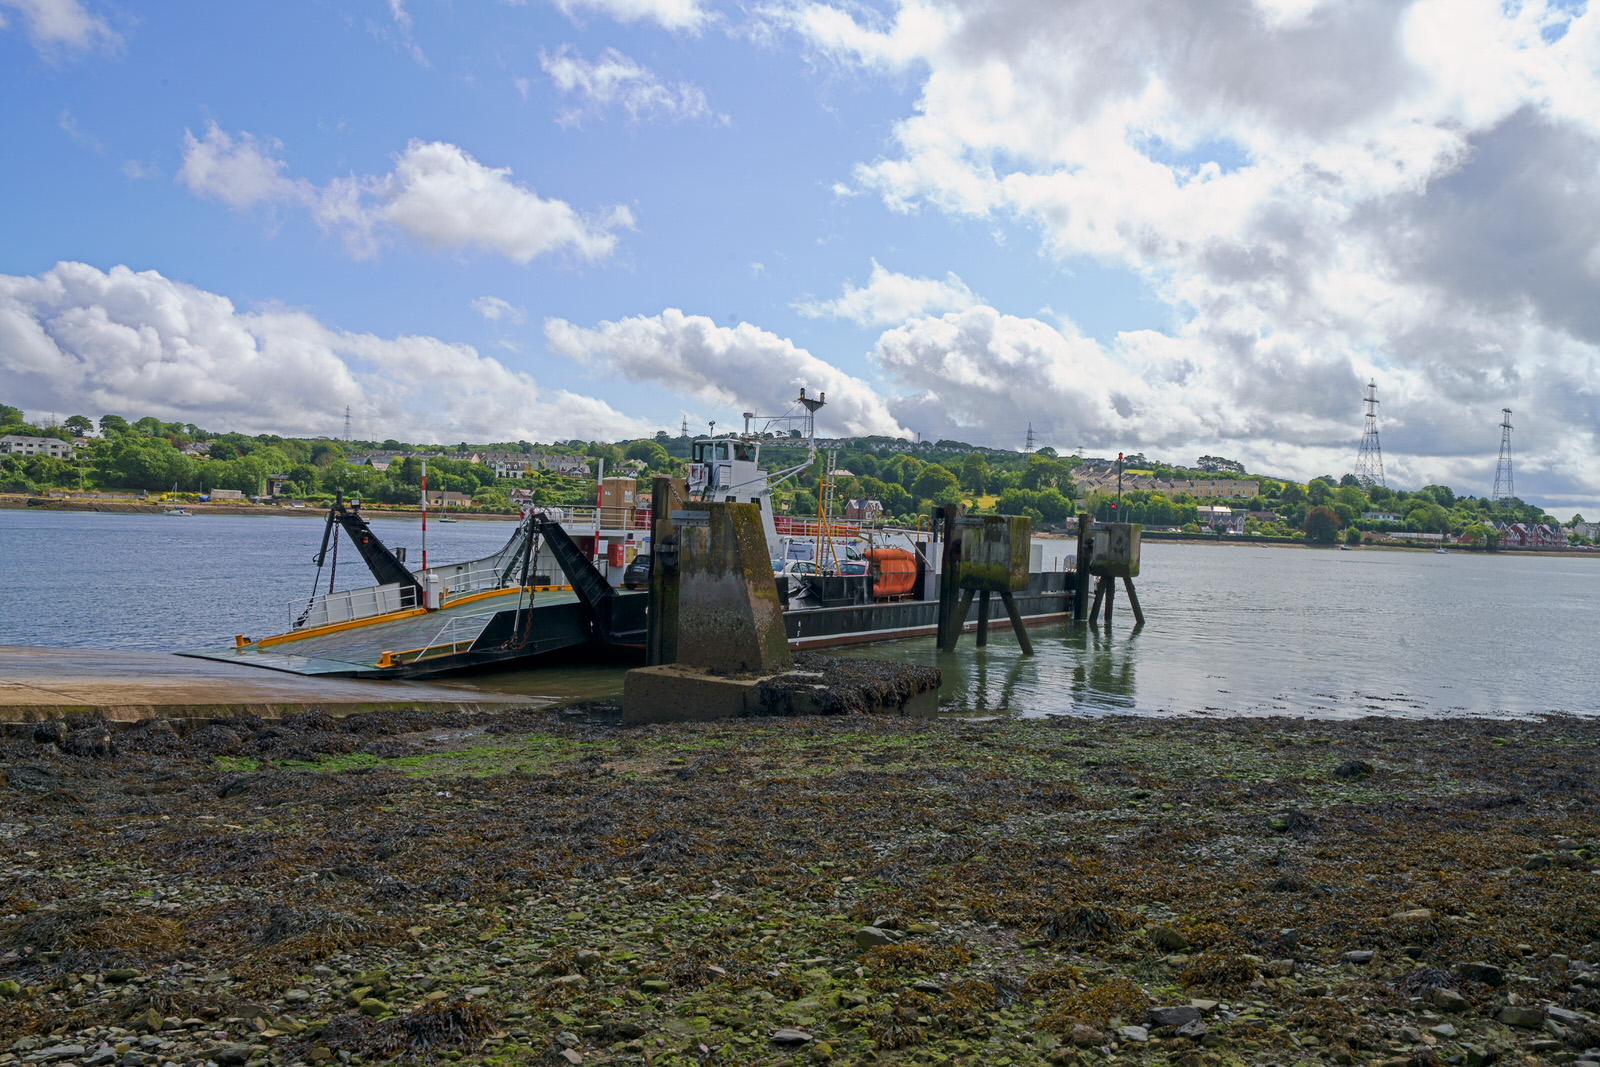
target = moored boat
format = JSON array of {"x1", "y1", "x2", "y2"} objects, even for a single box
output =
[{"x1": 184, "y1": 392, "x2": 1081, "y2": 677}]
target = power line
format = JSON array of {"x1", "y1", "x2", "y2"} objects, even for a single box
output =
[
  {"x1": 1354, "y1": 379, "x2": 1385, "y2": 489},
  {"x1": 1493, "y1": 408, "x2": 1514, "y2": 502}
]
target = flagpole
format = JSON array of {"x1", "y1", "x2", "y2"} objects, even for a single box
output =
[{"x1": 421, "y1": 458, "x2": 428, "y2": 572}]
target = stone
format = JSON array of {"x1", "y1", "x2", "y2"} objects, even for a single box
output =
[
  {"x1": 283, "y1": 989, "x2": 311, "y2": 1003},
  {"x1": 1456, "y1": 961, "x2": 1504, "y2": 986},
  {"x1": 1429, "y1": 988, "x2": 1468, "y2": 1012},
  {"x1": 854, "y1": 926, "x2": 899, "y2": 949},
  {"x1": 1548, "y1": 1006, "x2": 1594, "y2": 1027},
  {"x1": 84, "y1": 1047, "x2": 117, "y2": 1067},
  {"x1": 1430, "y1": 1023, "x2": 1458, "y2": 1039},
  {"x1": 575, "y1": 950, "x2": 604, "y2": 972},
  {"x1": 1389, "y1": 909, "x2": 1434, "y2": 922},
  {"x1": 557, "y1": 1051, "x2": 583, "y2": 1065},
  {"x1": 0, "y1": 980, "x2": 19, "y2": 999},
  {"x1": 1117, "y1": 1025, "x2": 1149, "y2": 1043},
  {"x1": 35, "y1": 1046, "x2": 87, "y2": 1064},
  {"x1": 1174, "y1": 1019, "x2": 1208, "y2": 1039},
  {"x1": 132, "y1": 1009, "x2": 165, "y2": 1033},
  {"x1": 640, "y1": 979, "x2": 671, "y2": 994},
  {"x1": 1342, "y1": 950, "x2": 1375, "y2": 965},
  {"x1": 1498, "y1": 1005, "x2": 1544, "y2": 1029},
  {"x1": 1150, "y1": 926, "x2": 1188, "y2": 952},
  {"x1": 357, "y1": 998, "x2": 389, "y2": 1016},
  {"x1": 772, "y1": 1029, "x2": 813, "y2": 1044},
  {"x1": 213, "y1": 1047, "x2": 255, "y2": 1066},
  {"x1": 809, "y1": 1040, "x2": 834, "y2": 1062},
  {"x1": 104, "y1": 968, "x2": 141, "y2": 983},
  {"x1": 1149, "y1": 1005, "x2": 1201, "y2": 1028},
  {"x1": 1070, "y1": 1024, "x2": 1105, "y2": 1047}
]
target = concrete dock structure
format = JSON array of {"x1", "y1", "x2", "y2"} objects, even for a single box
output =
[{"x1": 0, "y1": 645, "x2": 529, "y2": 723}]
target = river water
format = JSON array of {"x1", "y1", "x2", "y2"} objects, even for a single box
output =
[{"x1": 4, "y1": 509, "x2": 1597, "y2": 719}]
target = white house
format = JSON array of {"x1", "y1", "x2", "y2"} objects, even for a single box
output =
[{"x1": 0, "y1": 434, "x2": 74, "y2": 459}]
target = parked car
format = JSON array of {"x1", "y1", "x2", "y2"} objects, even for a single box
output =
[{"x1": 622, "y1": 553, "x2": 651, "y2": 589}]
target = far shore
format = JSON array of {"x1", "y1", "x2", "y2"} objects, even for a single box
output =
[
  {"x1": 6, "y1": 495, "x2": 1596, "y2": 558},
  {"x1": 0, "y1": 494, "x2": 518, "y2": 521}
]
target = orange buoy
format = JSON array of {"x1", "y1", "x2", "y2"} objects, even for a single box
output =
[{"x1": 866, "y1": 547, "x2": 917, "y2": 598}]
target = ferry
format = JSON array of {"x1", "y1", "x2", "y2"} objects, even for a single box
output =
[{"x1": 184, "y1": 394, "x2": 1079, "y2": 678}]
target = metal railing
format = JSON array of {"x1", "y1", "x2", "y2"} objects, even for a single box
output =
[
  {"x1": 289, "y1": 581, "x2": 418, "y2": 631},
  {"x1": 409, "y1": 610, "x2": 501, "y2": 663}
]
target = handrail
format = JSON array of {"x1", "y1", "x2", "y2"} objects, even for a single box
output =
[{"x1": 409, "y1": 610, "x2": 501, "y2": 663}]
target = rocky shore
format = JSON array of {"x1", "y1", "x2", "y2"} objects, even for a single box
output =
[{"x1": 3, "y1": 707, "x2": 1598, "y2": 1066}]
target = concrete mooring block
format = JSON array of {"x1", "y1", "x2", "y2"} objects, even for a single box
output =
[{"x1": 673, "y1": 501, "x2": 791, "y2": 674}]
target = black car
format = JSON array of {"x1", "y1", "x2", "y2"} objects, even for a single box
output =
[{"x1": 622, "y1": 553, "x2": 651, "y2": 589}]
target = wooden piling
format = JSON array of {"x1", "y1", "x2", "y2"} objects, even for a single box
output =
[
  {"x1": 976, "y1": 589, "x2": 991, "y2": 647},
  {"x1": 999, "y1": 589, "x2": 1034, "y2": 655},
  {"x1": 1122, "y1": 576, "x2": 1144, "y2": 627},
  {"x1": 1074, "y1": 513, "x2": 1091, "y2": 622}
]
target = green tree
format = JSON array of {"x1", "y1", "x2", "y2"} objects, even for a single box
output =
[
  {"x1": 1305, "y1": 505, "x2": 1342, "y2": 543},
  {"x1": 99, "y1": 414, "x2": 130, "y2": 435},
  {"x1": 63, "y1": 415, "x2": 94, "y2": 437},
  {"x1": 912, "y1": 463, "x2": 959, "y2": 501},
  {"x1": 1020, "y1": 453, "x2": 1073, "y2": 492},
  {"x1": 960, "y1": 453, "x2": 990, "y2": 495}
]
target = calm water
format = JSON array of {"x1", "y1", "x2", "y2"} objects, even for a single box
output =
[{"x1": 4, "y1": 509, "x2": 1597, "y2": 718}]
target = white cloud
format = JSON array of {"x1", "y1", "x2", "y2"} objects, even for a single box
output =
[
  {"x1": 375, "y1": 0, "x2": 427, "y2": 66},
  {"x1": 178, "y1": 124, "x2": 632, "y2": 263},
  {"x1": 768, "y1": 0, "x2": 1600, "y2": 503},
  {"x1": 552, "y1": 0, "x2": 711, "y2": 33},
  {"x1": 796, "y1": 260, "x2": 979, "y2": 327},
  {"x1": 544, "y1": 308, "x2": 909, "y2": 438},
  {"x1": 121, "y1": 159, "x2": 155, "y2": 180},
  {"x1": 472, "y1": 296, "x2": 527, "y2": 325},
  {"x1": 0, "y1": 0, "x2": 119, "y2": 54},
  {"x1": 540, "y1": 46, "x2": 718, "y2": 126},
  {"x1": 178, "y1": 122, "x2": 311, "y2": 211},
  {"x1": 57, "y1": 108, "x2": 101, "y2": 152},
  {"x1": 0, "y1": 262, "x2": 654, "y2": 443}
]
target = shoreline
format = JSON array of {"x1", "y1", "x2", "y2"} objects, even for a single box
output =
[
  {"x1": 0, "y1": 495, "x2": 518, "y2": 521},
  {"x1": 2, "y1": 708, "x2": 1596, "y2": 1066},
  {"x1": 7, "y1": 496, "x2": 1595, "y2": 556}
]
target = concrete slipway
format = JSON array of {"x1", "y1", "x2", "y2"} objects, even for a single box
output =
[{"x1": 0, "y1": 645, "x2": 531, "y2": 723}]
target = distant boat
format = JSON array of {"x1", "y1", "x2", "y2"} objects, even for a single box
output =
[
  {"x1": 165, "y1": 481, "x2": 190, "y2": 516},
  {"x1": 1436, "y1": 545, "x2": 1449, "y2": 554}
]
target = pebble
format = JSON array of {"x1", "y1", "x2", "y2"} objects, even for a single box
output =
[
  {"x1": 1117, "y1": 1025, "x2": 1149, "y2": 1043},
  {"x1": 1342, "y1": 950, "x2": 1375, "y2": 965},
  {"x1": 772, "y1": 1029, "x2": 813, "y2": 1044},
  {"x1": 1149, "y1": 1005, "x2": 1201, "y2": 1027},
  {"x1": 1429, "y1": 988, "x2": 1467, "y2": 1011},
  {"x1": 853, "y1": 926, "x2": 899, "y2": 949},
  {"x1": 1497, "y1": 1005, "x2": 1544, "y2": 1029},
  {"x1": 1456, "y1": 961, "x2": 1504, "y2": 986}
]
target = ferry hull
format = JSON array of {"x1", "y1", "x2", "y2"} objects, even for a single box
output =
[{"x1": 184, "y1": 572, "x2": 1075, "y2": 679}]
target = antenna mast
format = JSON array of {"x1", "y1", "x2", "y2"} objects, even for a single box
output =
[
  {"x1": 343, "y1": 405, "x2": 352, "y2": 442},
  {"x1": 1493, "y1": 408, "x2": 1514, "y2": 502},
  {"x1": 1354, "y1": 380, "x2": 1385, "y2": 489},
  {"x1": 1025, "y1": 423, "x2": 1037, "y2": 453}
]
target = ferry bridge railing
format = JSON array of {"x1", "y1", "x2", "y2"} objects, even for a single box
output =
[
  {"x1": 410, "y1": 610, "x2": 501, "y2": 663},
  {"x1": 287, "y1": 564, "x2": 526, "y2": 632}
]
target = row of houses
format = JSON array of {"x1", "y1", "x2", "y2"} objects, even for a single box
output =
[
  {"x1": 347, "y1": 451, "x2": 591, "y2": 478},
  {"x1": 1075, "y1": 472, "x2": 1262, "y2": 501}
]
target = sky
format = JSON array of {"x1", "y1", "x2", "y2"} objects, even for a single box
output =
[{"x1": 2, "y1": 0, "x2": 1599, "y2": 515}]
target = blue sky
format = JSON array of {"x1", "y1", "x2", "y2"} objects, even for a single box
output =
[{"x1": 3, "y1": 0, "x2": 1600, "y2": 515}]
